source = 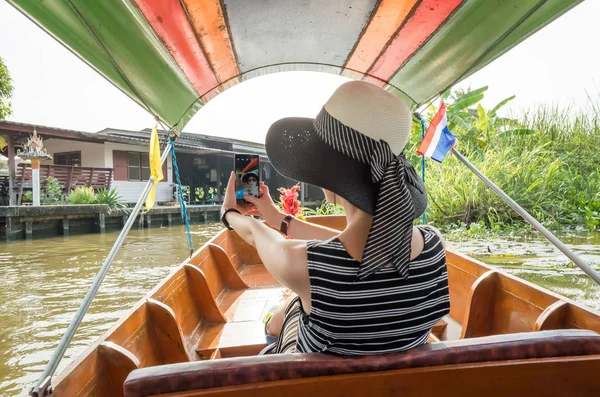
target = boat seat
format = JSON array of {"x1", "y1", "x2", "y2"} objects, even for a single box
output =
[{"x1": 124, "y1": 329, "x2": 600, "y2": 397}]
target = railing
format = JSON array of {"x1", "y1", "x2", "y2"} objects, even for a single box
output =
[{"x1": 0, "y1": 163, "x2": 113, "y2": 205}]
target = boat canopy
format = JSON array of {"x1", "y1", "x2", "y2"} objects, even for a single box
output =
[{"x1": 8, "y1": 0, "x2": 582, "y2": 132}]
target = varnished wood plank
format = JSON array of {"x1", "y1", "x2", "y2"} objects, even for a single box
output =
[
  {"x1": 428, "y1": 333, "x2": 441, "y2": 343},
  {"x1": 184, "y1": 264, "x2": 227, "y2": 323},
  {"x1": 210, "y1": 349, "x2": 222, "y2": 360},
  {"x1": 446, "y1": 262, "x2": 481, "y2": 327},
  {"x1": 565, "y1": 304, "x2": 600, "y2": 334},
  {"x1": 196, "y1": 348, "x2": 217, "y2": 360},
  {"x1": 196, "y1": 321, "x2": 267, "y2": 350},
  {"x1": 209, "y1": 244, "x2": 249, "y2": 289},
  {"x1": 219, "y1": 344, "x2": 268, "y2": 358},
  {"x1": 190, "y1": 249, "x2": 227, "y2": 300},
  {"x1": 98, "y1": 342, "x2": 140, "y2": 397},
  {"x1": 305, "y1": 215, "x2": 346, "y2": 230},
  {"x1": 431, "y1": 319, "x2": 447, "y2": 336},
  {"x1": 106, "y1": 303, "x2": 164, "y2": 368},
  {"x1": 237, "y1": 264, "x2": 279, "y2": 288},
  {"x1": 52, "y1": 348, "x2": 102, "y2": 396},
  {"x1": 147, "y1": 298, "x2": 193, "y2": 362},
  {"x1": 150, "y1": 268, "x2": 207, "y2": 355},
  {"x1": 461, "y1": 270, "x2": 499, "y2": 338},
  {"x1": 534, "y1": 301, "x2": 569, "y2": 331}
]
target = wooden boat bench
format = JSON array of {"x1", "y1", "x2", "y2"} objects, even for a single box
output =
[{"x1": 124, "y1": 329, "x2": 600, "y2": 397}]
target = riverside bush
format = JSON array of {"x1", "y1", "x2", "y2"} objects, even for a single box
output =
[{"x1": 408, "y1": 89, "x2": 600, "y2": 232}]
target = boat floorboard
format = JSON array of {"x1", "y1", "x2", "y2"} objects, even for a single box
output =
[
  {"x1": 197, "y1": 285, "x2": 288, "y2": 351},
  {"x1": 238, "y1": 263, "x2": 280, "y2": 288}
]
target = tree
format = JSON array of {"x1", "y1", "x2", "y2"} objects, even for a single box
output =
[
  {"x1": 0, "y1": 56, "x2": 14, "y2": 120},
  {"x1": 425, "y1": 86, "x2": 534, "y2": 150}
]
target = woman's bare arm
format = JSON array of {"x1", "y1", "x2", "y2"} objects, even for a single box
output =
[
  {"x1": 220, "y1": 172, "x2": 310, "y2": 300},
  {"x1": 243, "y1": 182, "x2": 340, "y2": 240},
  {"x1": 264, "y1": 210, "x2": 340, "y2": 240},
  {"x1": 224, "y1": 212, "x2": 310, "y2": 301}
]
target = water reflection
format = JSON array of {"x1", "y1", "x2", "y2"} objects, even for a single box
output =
[
  {"x1": 0, "y1": 225, "x2": 598, "y2": 396},
  {"x1": 0, "y1": 223, "x2": 223, "y2": 397},
  {"x1": 448, "y1": 232, "x2": 600, "y2": 311}
]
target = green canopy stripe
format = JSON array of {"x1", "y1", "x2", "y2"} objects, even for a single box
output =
[{"x1": 387, "y1": 0, "x2": 578, "y2": 104}]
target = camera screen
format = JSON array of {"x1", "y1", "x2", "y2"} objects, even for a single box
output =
[{"x1": 235, "y1": 154, "x2": 259, "y2": 200}]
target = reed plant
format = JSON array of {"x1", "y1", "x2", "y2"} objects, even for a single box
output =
[{"x1": 408, "y1": 91, "x2": 600, "y2": 233}]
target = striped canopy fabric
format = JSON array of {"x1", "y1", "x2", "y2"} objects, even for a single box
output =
[{"x1": 8, "y1": 0, "x2": 582, "y2": 132}]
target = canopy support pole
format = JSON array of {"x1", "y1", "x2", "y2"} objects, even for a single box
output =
[
  {"x1": 451, "y1": 147, "x2": 600, "y2": 287},
  {"x1": 7, "y1": 135, "x2": 16, "y2": 206},
  {"x1": 29, "y1": 141, "x2": 173, "y2": 397}
]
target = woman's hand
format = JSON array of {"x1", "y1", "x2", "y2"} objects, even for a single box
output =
[
  {"x1": 243, "y1": 181, "x2": 282, "y2": 225},
  {"x1": 222, "y1": 171, "x2": 255, "y2": 215}
]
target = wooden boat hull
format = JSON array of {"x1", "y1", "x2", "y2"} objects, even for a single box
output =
[{"x1": 52, "y1": 216, "x2": 600, "y2": 396}]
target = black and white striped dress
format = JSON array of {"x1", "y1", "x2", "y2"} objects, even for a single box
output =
[{"x1": 272, "y1": 226, "x2": 450, "y2": 355}]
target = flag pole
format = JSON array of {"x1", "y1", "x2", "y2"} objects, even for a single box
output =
[
  {"x1": 420, "y1": 119, "x2": 426, "y2": 224},
  {"x1": 413, "y1": 111, "x2": 600, "y2": 287}
]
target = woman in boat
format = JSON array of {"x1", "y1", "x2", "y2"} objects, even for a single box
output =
[{"x1": 221, "y1": 81, "x2": 450, "y2": 355}]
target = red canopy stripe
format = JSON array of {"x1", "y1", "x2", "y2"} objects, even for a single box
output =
[
  {"x1": 369, "y1": 0, "x2": 464, "y2": 81},
  {"x1": 134, "y1": 0, "x2": 219, "y2": 97},
  {"x1": 182, "y1": 0, "x2": 240, "y2": 85},
  {"x1": 344, "y1": 0, "x2": 420, "y2": 75}
]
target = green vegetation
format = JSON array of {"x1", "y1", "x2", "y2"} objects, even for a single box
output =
[
  {"x1": 0, "y1": 56, "x2": 13, "y2": 120},
  {"x1": 42, "y1": 176, "x2": 64, "y2": 205},
  {"x1": 67, "y1": 186, "x2": 97, "y2": 204},
  {"x1": 95, "y1": 188, "x2": 127, "y2": 209},
  {"x1": 67, "y1": 186, "x2": 127, "y2": 209},
  {"x1": 406, "y1": 87, "x2": 600, "y2": 235},
  {"x1": 303, "y1": 201, "x2": 346, "y2": 216}
]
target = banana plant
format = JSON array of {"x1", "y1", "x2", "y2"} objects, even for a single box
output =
[{"x1": 432, "y1": 86, "x2": 535, "y2": 149}]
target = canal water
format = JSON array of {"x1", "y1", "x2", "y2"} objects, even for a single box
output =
[{"x1": 0, "y1": 224, "x2": 598, "y2": 396}]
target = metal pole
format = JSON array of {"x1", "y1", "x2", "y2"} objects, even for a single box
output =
[
  {"x1": 7, "y1": 135, "x2": 16, "y2": 206},
  {"x1": 451, "y1": 147, "x2": 600, "y2": 287},
  {"x1": 30, "y1": 141, "x2": 173, "y2": 397},
  {"x1": 420, "y1": 120, "x2": 426, "y2": 224}
]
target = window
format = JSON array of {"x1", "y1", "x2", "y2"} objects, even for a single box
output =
[
  {"x1": 54, "y1": 151, "x2": 81, "y2": 166},
  {"x1": 113, "y1": 151, "x2": 166, "y2": 181},
  {"x1": 127, "y1": 152, "x2": 141, "y2": 180}
]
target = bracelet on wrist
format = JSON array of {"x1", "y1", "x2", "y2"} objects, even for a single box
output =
[
  {"x1": 221, "y1": 208, "x2": 241, "y2": 230},
  {"x1": 280, "y1": 214, "x2": 294, "y2": 236}
]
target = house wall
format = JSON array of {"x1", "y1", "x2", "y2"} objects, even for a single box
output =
[
  {"x1": 41, "y1": 139, "x2": 106, "y2": 167},
  {"x1": 37, "y1": 139, "x2": 174, "y2": 204},
  {"x1": 104, "y1": 142, "x2": 174, "y2": 203}
]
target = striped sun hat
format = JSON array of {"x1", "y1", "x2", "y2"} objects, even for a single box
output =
[{"x1": 265, "y1": 81, "x2": 427, "y2": 280}]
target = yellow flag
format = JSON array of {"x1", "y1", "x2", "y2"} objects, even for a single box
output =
[
  {"x1": 145, "y1": 126, "x2": 164, "y2": 211},
  {"x1": 0, "y1": 135, "x2": 7, "y2": 151}
]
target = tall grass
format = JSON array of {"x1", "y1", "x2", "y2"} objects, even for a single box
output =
[{"x1": 407, "y1": 104, "x2": 600, "y2": 232}]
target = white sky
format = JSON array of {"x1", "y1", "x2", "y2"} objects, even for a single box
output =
[{"x1": 0, "y1": 1, "x2": 598, "y2": 143}]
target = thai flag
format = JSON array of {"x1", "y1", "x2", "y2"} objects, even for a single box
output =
[{"x1": 417, "y1": 101, "x2": 457, "y2": 162}]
